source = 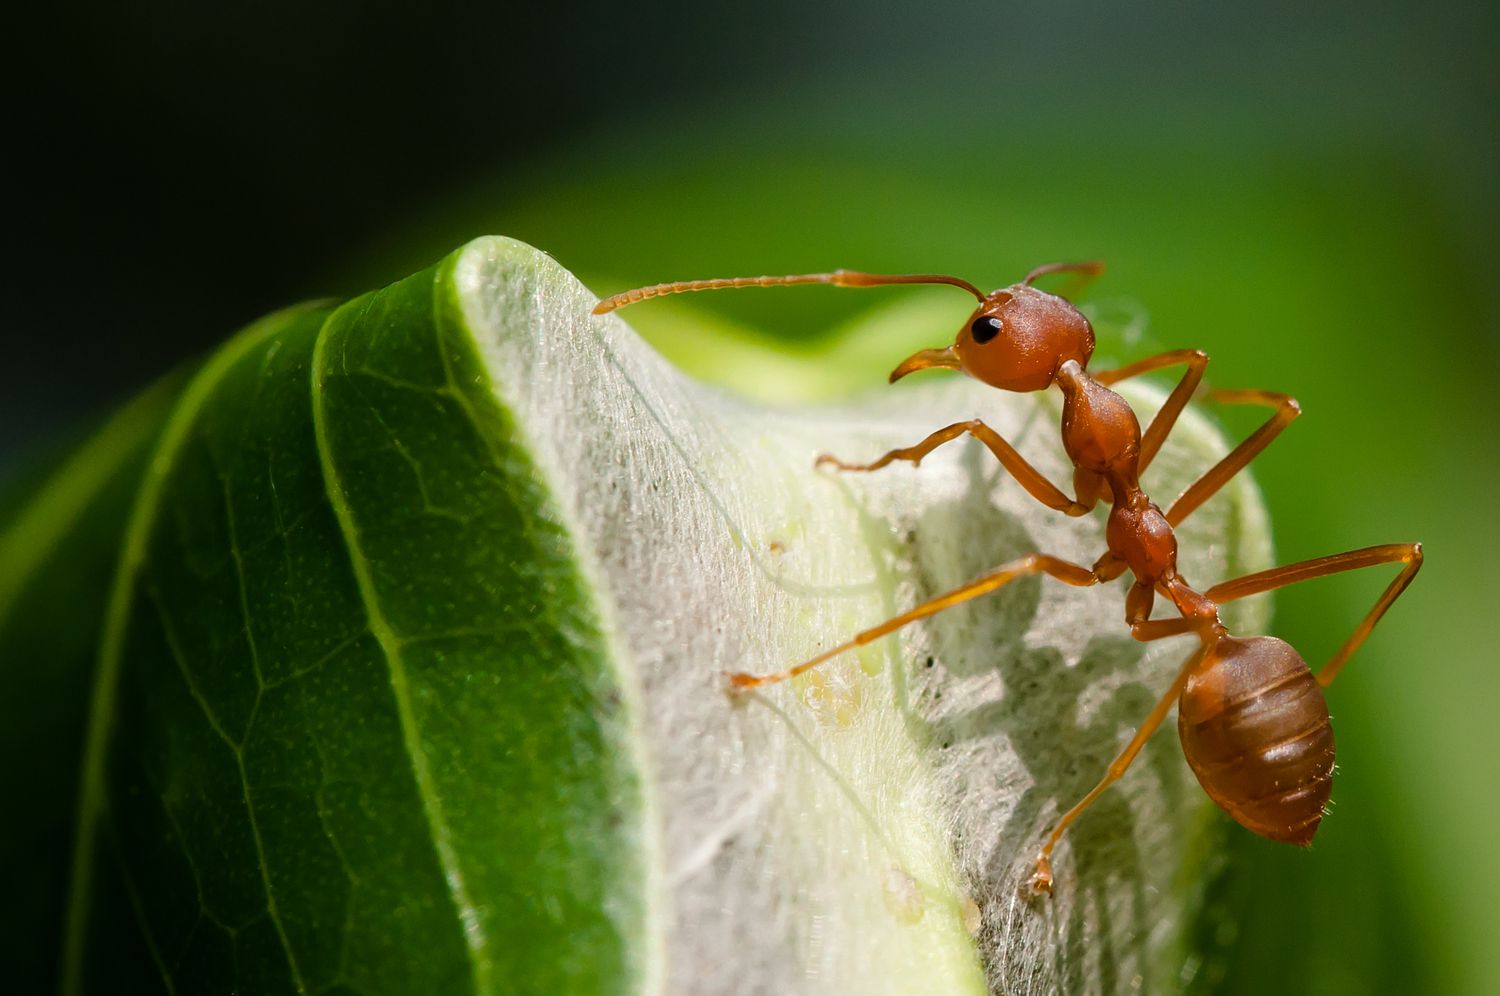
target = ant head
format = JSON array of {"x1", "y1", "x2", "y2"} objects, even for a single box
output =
[{"x1": 890, "y1": 283, "x2": 1096, "y2": 392}]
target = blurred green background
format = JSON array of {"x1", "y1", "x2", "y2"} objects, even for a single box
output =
[{"x1": 7, "y1": 2, "x2": 1497, "y2": 992}]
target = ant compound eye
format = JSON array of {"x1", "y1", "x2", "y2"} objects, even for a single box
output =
[{"x1": 970, "y1": 315, "x2": 1002, "y2": 344}]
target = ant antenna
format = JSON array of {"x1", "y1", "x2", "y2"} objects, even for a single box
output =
[
  {"x1": 592, "y1": 269, "x2": 986, "y2": 315},
  {"x1": 1022, "y1": 260, "x2": 1105, "y2": 287}
]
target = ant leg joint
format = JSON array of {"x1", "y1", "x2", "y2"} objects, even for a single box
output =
[
  {"x1": 1204, "y1": 388, "x2": 1302, "y2": 418},
  {"x1": 723, "y1": 670, "x2": 765, "y2": 694},
  {"x1": 1030, "y1": 854, "x2": 1055, "y2": 896}
]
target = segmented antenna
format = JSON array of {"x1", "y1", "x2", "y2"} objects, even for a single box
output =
[
  {"x1": 592, "y1": 269, "x2": 985, "y2": 314},
  {"x1": 1022, "y1": 260, "x2": 1105, "y2": 287}
]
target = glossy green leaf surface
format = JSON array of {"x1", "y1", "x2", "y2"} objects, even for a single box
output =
[
  {"x1": 4, "y1": 237, "x2": 1271, "y2": 994},
  {"x1": 63, "y1": 257, "x2": 652, "y2": 995}
]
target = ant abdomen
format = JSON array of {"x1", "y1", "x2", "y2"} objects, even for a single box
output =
[{"x1": 1178, "y1": 636, "x2": 1335, "y2": 846}]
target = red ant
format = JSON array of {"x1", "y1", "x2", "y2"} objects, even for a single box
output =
[{"x1": 594, "y1": 263, "x2": 1422, "y2": 894}]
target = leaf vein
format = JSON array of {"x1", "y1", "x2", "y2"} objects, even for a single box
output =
[
  {"x1": 312, "y1": 300, "x2": 490, "y2": 994},
  {"x1": 112, "y1": 832, "x2": 182, "y2": 996},
  {"x1": 147, "y1": 586, "x2": 243, "y2": 754},
  {"x1": 59, "y1": 306, "x2": 321, "y2": 996}
]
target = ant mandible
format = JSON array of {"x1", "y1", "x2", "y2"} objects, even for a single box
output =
[{"x1": 593, "y1": 262, "x2": 1422, "y2": 895}]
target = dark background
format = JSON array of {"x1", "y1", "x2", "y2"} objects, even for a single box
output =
[
  {"x1": 6, "y1": 2, "x2": 1498, "y2": 992},
  {"x1": 6, "y1": 3, "x2": 1497, "y2": 461}
]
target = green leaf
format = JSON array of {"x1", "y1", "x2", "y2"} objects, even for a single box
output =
[
  {"x1": 0, "y1": 375, "x2": 185, "y2": 993},
  {"x1": 6, "y1": 237, "x2": 1271, "y2": 994}
]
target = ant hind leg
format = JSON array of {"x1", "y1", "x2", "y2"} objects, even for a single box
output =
[
  {"x1": 1206, "y1": 543, "x2": 1423, "y2": 687},
  {"x1": 1031, "y1": 625, "x2": 1216, "y2": 894}
]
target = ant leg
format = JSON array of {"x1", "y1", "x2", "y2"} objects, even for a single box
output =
[
  {"x1": 1092, "y1": 349, "x2": 1210, "y2": 472},
  {"x1": 1093, "y1": 359, "x2": 1302, "y2": 491},
  {"x1": 1165, "y1": 388, "x2": 1301, "y2": 527},
  {"x1": 818, "y1": 420, "x2": 1096, "y2": 516},
  {"x1": 727, "y1": 553, "x2": 1101, "y2": 689},
  {"x1": 1129, "y1": 616, "x2": 1200, "y2": 642},
  {"x1": 1206, "y1": 543, "x2": 1423, "y2": 687},
  {"x1": 1033, "y1": 631, "x2": 1216, "y2": 894}
]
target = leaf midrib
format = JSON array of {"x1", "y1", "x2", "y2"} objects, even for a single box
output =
[{"x1": 311, "y1": 284, "x2": 490, "y2": 995}]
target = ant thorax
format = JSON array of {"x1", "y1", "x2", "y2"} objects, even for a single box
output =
[{"x1": 1056, "y1": 362, "x2": 1142, "y2": 481}]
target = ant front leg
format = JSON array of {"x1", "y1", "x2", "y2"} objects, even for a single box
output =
[
  {"x1": 1094, "y1": 357, "x2": 1302, "y2": 516},
  {"x1": 1093, "y1": 349, "x2": 1210, "y2": 473},
  {"x1": 817, "y1": 419, "x2": 1097, "y2": 516},
  {"x1": 1166, "y1": 388, "x2": 1301, "y2": 527},
  {"x1": 1206, "y1": 543, "x2": 1423, "y2": 687},
  {"x1": 727, "y1": 553, "x2": 1102, "y2": 689}
]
